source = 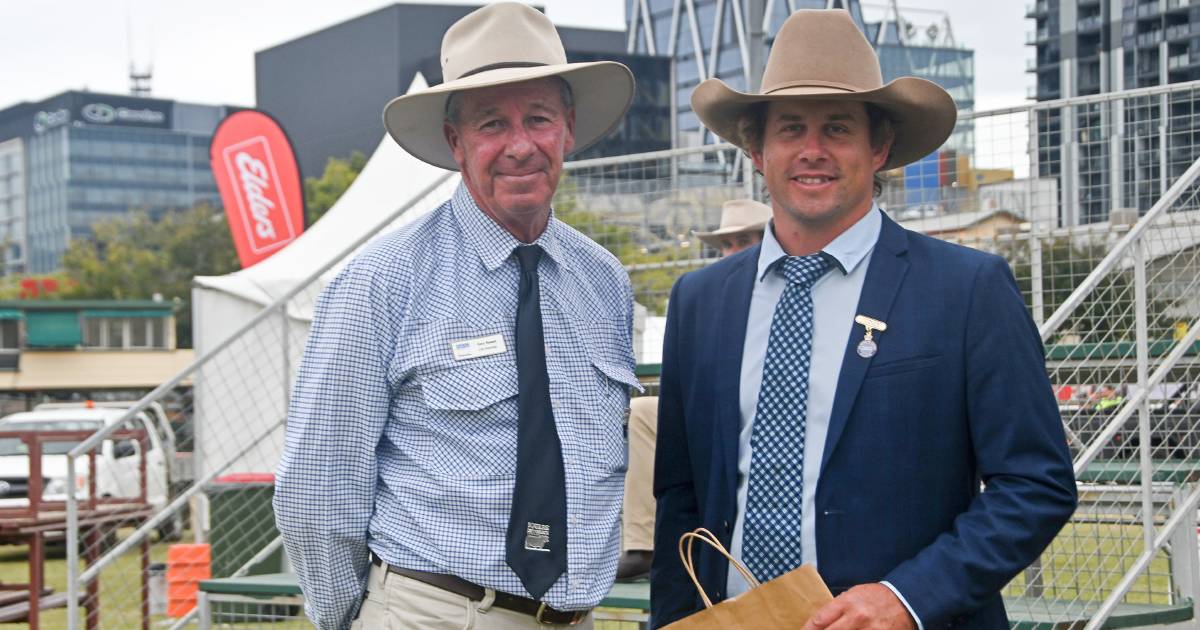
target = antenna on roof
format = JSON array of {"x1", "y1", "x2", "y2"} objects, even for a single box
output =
[{"x1": 127, "y1": 11, "x2": 153, "y2": 96}]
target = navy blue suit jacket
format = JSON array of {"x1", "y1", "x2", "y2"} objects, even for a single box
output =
[{"x1": 650, "y1": 214, "x2": 1078, "y2": 628}]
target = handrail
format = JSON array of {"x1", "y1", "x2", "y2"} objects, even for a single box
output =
[
  {"x1": 960, "y1": 78, "x2": 1200, "y2": 121},
  {"x1": 1086, "y1": 482, "x2": 1200, "y2": 629},
  {"x1": 1072, "y1": 314, "x2": 1200, "y2": 475},
  {"x1": 77, "y1": 417, "x2": 286, "y2": 585},
  {"x1": 1038, "y1": 155, "x2": 1200, "y2": 342},
  {"x1": 65, "y1": 170, "x2": 455, "y2": 460},
  {"x1": 564, "y1": 142, "x2": 738, "y2": 170},
  {"x1": 65, "y1": 170, "x2": 456, "y2": 629}
]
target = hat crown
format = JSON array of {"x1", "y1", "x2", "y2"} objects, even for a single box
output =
[
  {"x1": 441, "y1": 3, "x2": 567, "y2": 83},
  {"x1": 760, "y1": 10, "x2": 882, "y2": 95},
  {"x1": 719, "y1": 199, "x2": 772, "y2": 231}
]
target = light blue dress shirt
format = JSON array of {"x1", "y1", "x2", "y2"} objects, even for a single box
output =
[
  {"x1": 725, "y1": 206, "x2": 922, "y2": 628},
  {"x1": 274, "y1": 184, "x2": 639, "y2": 629}
]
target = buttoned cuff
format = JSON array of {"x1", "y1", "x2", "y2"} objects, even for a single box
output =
[{"x1": 880, "y1": 581, "x2": 923, "y2": 630}]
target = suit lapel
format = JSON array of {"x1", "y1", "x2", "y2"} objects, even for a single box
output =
[
  {"x1": 820, "y1": 215, "x2": 910, "y2": 477},
  {"x1": 716, "y1": 246, "x2": 759, "y2": 502}
]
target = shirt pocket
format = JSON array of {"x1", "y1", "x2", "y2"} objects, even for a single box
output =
[
  {"x1": 421, "y1": 363, "x2": 519, "y2": 410},
  {"x1": 417, "y1": 363, "x2": 520, "y2": 478},
  {"x1": 578, "y1": 318, "x2": 641, "y2": 471}
]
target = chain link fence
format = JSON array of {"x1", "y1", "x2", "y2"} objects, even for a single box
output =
[{"x1": 37, "y1": 79, "x2": 1200, "y2": 628}]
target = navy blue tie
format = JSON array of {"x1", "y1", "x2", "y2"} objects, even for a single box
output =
[
  {"x1": 742, "y1": 253, "x2": 832, "y2": 582},
  {"x1": 505, "y1": 244, "x2": 567, "y2": 599}
]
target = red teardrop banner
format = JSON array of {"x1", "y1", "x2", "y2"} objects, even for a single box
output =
[{"x1": 210, "y1": 110, "x2": 305, "y2": 268}]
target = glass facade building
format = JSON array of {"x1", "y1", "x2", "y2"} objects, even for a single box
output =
[
  {"x1": 627, "y1": 0, "x2": 975, "y2": 150},
  {"x1": 0, "y1": 92, "x2": 229, "y2": 273}
]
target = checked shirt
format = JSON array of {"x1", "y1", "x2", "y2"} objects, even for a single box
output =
[{"x1": 274, "y1": 184, "x2": 639, "y2": 629}]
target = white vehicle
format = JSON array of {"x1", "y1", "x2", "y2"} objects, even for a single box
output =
[{"x1": 0, "y1": 406, "x2": 171, "y2": 511}]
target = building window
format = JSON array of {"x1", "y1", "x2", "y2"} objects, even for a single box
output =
[
  {"x1": 82, "y1": 316, "x2": 170, "y2": 349},
  {"x1": 0, "y1": 320, "x2": 18, "y2": 349},
  {"x1": 83, "y1": 318, "x2": 103, "y2": 347}
]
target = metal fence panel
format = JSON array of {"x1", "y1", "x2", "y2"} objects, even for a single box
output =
[{"x1": 49, "y1": 80, "x2": 1200, "y2": 629}]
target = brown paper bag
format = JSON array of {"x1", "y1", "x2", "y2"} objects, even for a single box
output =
[{"x1": 663, "y1": 528, "x2": 834, "y2": 629}]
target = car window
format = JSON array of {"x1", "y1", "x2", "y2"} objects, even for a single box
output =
[
  {"x1": 0, "y1": 420, "x2": 105, "y2": 455},
  {"x1": 113, "y1": 418, "x2": 147, "y2": 458}
]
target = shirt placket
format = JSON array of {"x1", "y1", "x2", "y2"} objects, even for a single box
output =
[{"x1": 540, "y1": 276, "x2": 588, "y2": 606}]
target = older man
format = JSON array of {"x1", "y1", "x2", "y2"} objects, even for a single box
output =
[
  {"x1": 652, "y1": 9, "x2": 1076, "y2": 629},
  {"x1": 274, "y1": 4, "x2": 640, "y2": 629}
]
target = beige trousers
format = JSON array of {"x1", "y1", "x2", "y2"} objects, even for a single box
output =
[
  {"x1": 622, "y1": 396, "x2": 659, "y2": 552},
  {"x1": 350, "y1": 564, "x2": 595, "y2": 630}
]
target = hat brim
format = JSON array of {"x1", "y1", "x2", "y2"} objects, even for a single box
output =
[
  {"x1": 694, "y1": 221, "x2": 768, "y2": 248},
  {"x1": 383, "y1": 62, "x2": 635, "y2": 170},
  {"x1": 690, "y1": 76, "x2": 957, "y2": 170}
]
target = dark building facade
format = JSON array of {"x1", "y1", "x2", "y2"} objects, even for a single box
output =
[
  {"x1": 0, "y1": 92, "x2": 230, "y2": 273},
  {"x1": 1028, "y1": 0, "x2": 1200, "y2": 224},
  {"x1": 255, "y1": 3, "x2": 673, "y2": 178}
]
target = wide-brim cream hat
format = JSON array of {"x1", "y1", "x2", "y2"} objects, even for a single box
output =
[
  {"x1": 694, "y1": 199, "x2": 772, "y2": 249},
  {"x1": 383, "y1": 2, "x2": 635, "y2": 170},
  {"x1": 691, "y1": 9, "x2": 957, "y2": 170}
]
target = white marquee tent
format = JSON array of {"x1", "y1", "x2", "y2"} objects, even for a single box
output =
[{"x1": 190, "y1": 75, "x2": 458, "y2": 478}]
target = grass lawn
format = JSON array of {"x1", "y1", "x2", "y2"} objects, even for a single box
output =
[
  {"x1": 1002, "y1": 521, "x2": 1175, "y2": 606},
  {"x1": 0, "y1": 532, "x2": 169, "y2": 630},
  {"x1": 0, "y1": 521, "x2": 1179, "y2": 628}
]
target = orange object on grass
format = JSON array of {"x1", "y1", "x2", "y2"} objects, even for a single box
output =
[{"x1": 166, "y1": 543, "x2": 211, "y2": 617}]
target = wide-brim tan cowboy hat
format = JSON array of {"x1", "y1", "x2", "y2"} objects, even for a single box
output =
[
  {"x1": 383, "y1": 2, "x2": 635, "y2": 171},
  {"x1": 694, "y1": 199, "x2": 771, "y2": 249},
  {"x1": 691, "y1": 9, "x2": 957, "y2": 171}
]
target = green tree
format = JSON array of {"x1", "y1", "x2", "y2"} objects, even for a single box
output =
[
  {"x1": 60, "y1": 204, "x2": 240, "y2": 347},
  {"x1": 305, "y1": 152, "x2": 366, "y2": 225},
  {"x1": 554, "y1": 179, "x2": 699, "y2": 314}
]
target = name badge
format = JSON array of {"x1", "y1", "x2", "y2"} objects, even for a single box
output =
[{"x1": 450, "y1": 334, "x2": 507, "y2": 361}]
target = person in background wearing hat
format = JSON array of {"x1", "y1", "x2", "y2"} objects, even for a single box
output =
[
  {"x1": 695, "y1": 199, "x2": 773, "y2": 257},
  {"x1": 274, "y1": 4, "x2": 641, "y2": 628},
  {"x1": 651, "y1": 9, "x2": 1076, "y2": 629},
  {"x1": 616, "y1": 199, "x2": 772, "y2": 582}
]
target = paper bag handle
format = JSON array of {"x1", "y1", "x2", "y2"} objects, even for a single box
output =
[{"x1": 678, "y1": 528, "x2": 762, "y2": 608}]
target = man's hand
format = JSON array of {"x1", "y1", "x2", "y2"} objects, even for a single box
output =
[{"x1": 802, "y1": 583, "x2": 917, "y2": 630}]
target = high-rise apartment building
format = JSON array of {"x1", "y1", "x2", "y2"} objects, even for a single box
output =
[{"x1": 1028, "y1": 0, "x2": 1200, "y2": 224}]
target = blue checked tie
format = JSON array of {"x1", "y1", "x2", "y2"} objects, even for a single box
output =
[{"x1": 743, "y1": 253, "x2": 832, "y2": 582}]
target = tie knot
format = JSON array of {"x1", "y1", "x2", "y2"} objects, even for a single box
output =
[
  {"x1": 779, "y1": 253, "x2": 832, "y2": 288},
  {"x1": 514, "y1": 244, "x2": 543, "y2": 272}
]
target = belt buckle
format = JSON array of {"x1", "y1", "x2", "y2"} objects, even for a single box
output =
[{"x1": 534, "y1": 602, "x2": 587, "y2": 626}]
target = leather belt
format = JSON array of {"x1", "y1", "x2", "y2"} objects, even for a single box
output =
[{"x1": 369, "y1": 555, "x2": 588, "y2": 625}]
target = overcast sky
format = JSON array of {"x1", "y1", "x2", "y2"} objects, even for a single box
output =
[{"x1": 0, "y1": 0, "x2": 1029, "y2": 112}]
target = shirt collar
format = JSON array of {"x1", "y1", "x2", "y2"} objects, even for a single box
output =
[
  {"x1": 756, "y1": 203, "x2": 883, "y2": 282},
  {"x1": 451, "y1": 183, "x2": 569, "y2": 272}
]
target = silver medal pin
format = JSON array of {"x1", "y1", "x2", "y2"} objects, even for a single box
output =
[{"x1": 854, "y1": 314, "x2": 887, "y2": 358}]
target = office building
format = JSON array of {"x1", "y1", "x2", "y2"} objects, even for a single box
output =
[
  {"x1": 0, "y1": 92, "x2": 231, "y2": 273},
  {"x1": 625, "y1": 0, "x2": 975, "y2": 149}
]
